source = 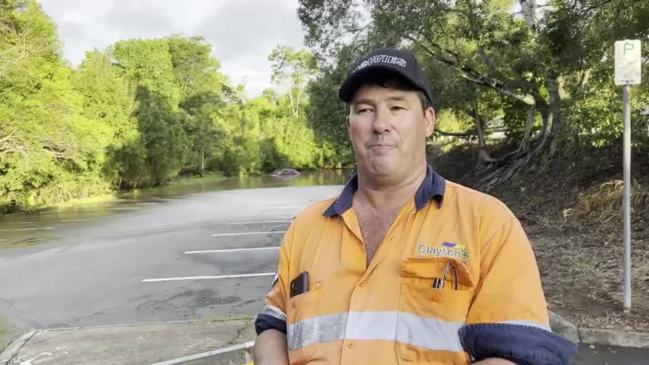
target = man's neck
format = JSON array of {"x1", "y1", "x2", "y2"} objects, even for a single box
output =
[{"x1": 355, "y1": 164, "x2": 427, "y2": 213}]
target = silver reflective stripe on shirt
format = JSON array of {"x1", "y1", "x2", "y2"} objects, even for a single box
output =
[
  {"x1": 260, "y1": 304, "x2": 287, "y2": 322},
  {"x1": 287, "y1": 311, "x2": 465, "y2": 352}
]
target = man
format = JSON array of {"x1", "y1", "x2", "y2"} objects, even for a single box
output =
[{"x1": 253, "y1": 48, "x2": 577, "y2": 364}]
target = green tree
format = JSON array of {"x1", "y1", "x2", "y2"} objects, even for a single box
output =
[
  {"x1": 269, "y1": 46, "x2": 318, "y2": 118},
  {"x1": 298, "y1": 0, "x2": 649, "y2": 184},
  {"x1": 213, "y1": 100, "x2": 263, "y2": 175},
  {"x1": 0, "y1": 0, "x2": 110, "y2": 210},
  {"x1": 167, "y1": 36, "x2": 231, "y2": 176},
  {"x1": 135, "y1": 86, "x2": 189, "y2": 184},
  {"x1": 72, "y1": 50, "x2": 138, "y2": 187},
  {"x1": 111, "y1": 38, "x2": 189, "y2": 186}
]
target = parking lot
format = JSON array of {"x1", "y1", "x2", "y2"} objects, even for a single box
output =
[{"x1": 0, "y1": 185, "x2": 342, "y2": 358}]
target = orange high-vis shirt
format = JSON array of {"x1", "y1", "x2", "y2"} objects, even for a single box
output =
[{"x1": 255, "y1": 166, "x2": 577, "y2": 365}]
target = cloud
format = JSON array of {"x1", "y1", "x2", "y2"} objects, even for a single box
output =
[
  {"x1": 194, "y1": 0, "x2": 304, "y2": 95},
  {"x1": 39, "y1": 0, "x2": 305, "y2": 96}
]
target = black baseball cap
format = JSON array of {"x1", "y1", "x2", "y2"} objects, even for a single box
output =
[{"x1": 338, "y1": 48, "x2": 433, "y2": 106}]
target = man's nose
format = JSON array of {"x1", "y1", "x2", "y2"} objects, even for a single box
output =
[{"x1": 372, "y1": 107, "x2": 391, "y2": 134}]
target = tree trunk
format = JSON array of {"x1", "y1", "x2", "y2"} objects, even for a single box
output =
[
  {"x1": 200, "y1": 147, "x2": 205, "y2": 177},
  {"x1": 518, "y1": 106, "x2": 536, "y2": 154},
  {"x1": 295, "y1": 86, "x2": 303, "y2": 118},
  {"x1": 519, "y1": 0, "x2": 538, "y2": 31},
  {"x1": 288, "y1": 89, "x2": 297, "y2": 118},
  {"x1": 547, "y1": 75, "x2": 564, "y2": 157},
  {"x1": 472, "y1": 98, "x2": 497, "y2": 166}
]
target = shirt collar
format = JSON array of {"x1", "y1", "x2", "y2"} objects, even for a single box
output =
[{"x1": 323, "y1": 165, "x2": 446, "y2": 217}]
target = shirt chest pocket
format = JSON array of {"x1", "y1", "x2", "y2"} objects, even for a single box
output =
[
  {"x1": 286, "y1": 281, "x2": 323, "y2": 364},
  {"x1": 396, "y1": 257, "x2": 475, "y2": 364}
]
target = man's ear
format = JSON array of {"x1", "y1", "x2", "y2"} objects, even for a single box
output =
[{"x1": 424, "y1": 106, "x2": 436, "y2": 138}]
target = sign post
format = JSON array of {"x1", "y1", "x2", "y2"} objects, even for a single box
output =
[{"x1": 614, "y1": 39, "x2": 641, "y2": 313}]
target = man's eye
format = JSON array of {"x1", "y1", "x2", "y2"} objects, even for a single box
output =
[
  {"x1": 357, "y1": 108, "x2": 372, "y2": 113},
  {"x1": 390, "y1": 105, "x2": 406, "y2": 111}
]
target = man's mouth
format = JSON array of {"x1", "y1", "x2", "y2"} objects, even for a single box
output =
[{"x1": 369, "y1": 143, "x2": 397, "y2": 149}]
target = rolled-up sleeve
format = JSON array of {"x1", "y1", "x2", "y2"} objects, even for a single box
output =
[
  {"x1": 254, "y1": 223, "x2": 293, "y2": 335},
  {"x1": 460, "y1": 213, "x2": 577, "y2": 364}
]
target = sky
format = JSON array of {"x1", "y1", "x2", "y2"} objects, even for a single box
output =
[{"x1": 39, "y1": 0, "x2": 306, "y2": 97}]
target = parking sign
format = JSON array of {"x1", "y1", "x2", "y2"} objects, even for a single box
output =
[{"x1": 615, "y1": 40, "x2": 642, "y2": 85}]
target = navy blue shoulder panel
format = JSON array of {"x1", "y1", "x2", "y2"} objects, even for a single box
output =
[
  {"x1": 323, "y1": 173, "x2": 358, "y2": 217},
  {"x1": 459, "y1": 323, "x2": 577, "y2": 365},
  {"x1": 414, "y1": 166, "x2": 445, "y2": 210},
  {"x1": 255, "y1": 313, "x2": 287, "y2": 335},
  {"x1": 324, "y1": 165, "x2": 445, "y2": 217}
]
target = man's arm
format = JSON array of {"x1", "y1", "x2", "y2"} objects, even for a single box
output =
[
  {"x1": 253, "y1": 223, "x2": 294, "y2": 364},
  {"x1": 253, "y1": 329, "x2": 289, "y2": 365},
  {"x1": 460, "y1": 208, "x2": 577, "y2": 364}
]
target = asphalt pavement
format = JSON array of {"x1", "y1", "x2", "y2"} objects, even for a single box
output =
[
  {"x1": 576, "y1": 344, "x2": 649, "y2": 364},
  {"x1": 0, "y1": 185, "x2": 340, "y2": 347}
]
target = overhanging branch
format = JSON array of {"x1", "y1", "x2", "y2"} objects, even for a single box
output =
[
  {"x1": 408, "y1": 35, "x2": 536, "y2": 106},
  {"x1": 435, "y1": 128, "x2": 476, "y2": 138}
]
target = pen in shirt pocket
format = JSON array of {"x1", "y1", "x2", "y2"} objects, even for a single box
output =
[{"x1": 433, "y1": 263, "x2": 458, "y2": 290}]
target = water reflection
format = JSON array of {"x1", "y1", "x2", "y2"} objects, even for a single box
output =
[
  {"x1": 127, "y1": 169, "x2": 351, "y2": 198},
  {"x1": 0, "y1": 170, "x2": 350, "y2": 248}
]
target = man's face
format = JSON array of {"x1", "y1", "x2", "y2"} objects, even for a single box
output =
[{"x1": 347, "y1": 84, "x2": 435, "y2": 184}]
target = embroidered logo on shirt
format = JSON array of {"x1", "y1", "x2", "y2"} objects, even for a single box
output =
[
  {"x1": 417, "y1": 242, "x2": 469, "y2": 261},
  {"x1": 441, "y1": 241, "x2": 464, "y2": 249}
]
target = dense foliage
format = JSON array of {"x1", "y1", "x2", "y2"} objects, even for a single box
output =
[
  {"x1": 0, "y1": 0, "x2": 327, "y2": 212},
  {"x1": 299, "y1": 0, "x2": 649, "y2": 185}
]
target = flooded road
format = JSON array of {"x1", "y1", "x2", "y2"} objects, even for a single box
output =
[
  {"x1": 0, "y1": 170, "x2": 349, "y2": 249},
  {"x1": 0, "y1": 171, "x2": 347, "y2": 347}
]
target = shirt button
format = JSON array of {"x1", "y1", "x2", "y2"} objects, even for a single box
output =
[
  {"x1": 346, "y1": 342, "x2": 356, "y2": 349},
  {"x1": 358, "y1": 281, "x2": 366, "y2": 287}
]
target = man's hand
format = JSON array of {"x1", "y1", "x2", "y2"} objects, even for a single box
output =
[
  {"x1": 473, "y1": 358, "x2": 516, "y2": 365},
  {"x1": 253, "y1": 329, "x2": 289, "y2": 365}
]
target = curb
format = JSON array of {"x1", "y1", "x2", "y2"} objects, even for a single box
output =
[
  {"x1": 579, "y1": 328, "x2": 649, "y2": 348},
  {"x1": 549, "y1": 311, "x2": 579, "y2": 343},
  {"x1": 0, "y1": 318, "x2": 256, "y2": 365},
  {"x1": 149, "y1": 340, "x2": 254, "y2": 365},
  {"x1": 550, "y1": 311, "x2": 649, "y2": 349},
  {"x1": 0, "y1": 330, "x2": 37, "y2": 365}
]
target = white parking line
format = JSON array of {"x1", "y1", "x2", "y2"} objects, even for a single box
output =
[
  {"x1": 184, "y1": 247, "x2": 280, "y2": 254},
  {"x1": 134, "y1": 202, "x2": 159, "y2": 206},
  {"x1": 150, "y1": 340, "x2": 254, "y2": 365},
  {"x1": 142, "y1": 272, "x2": 275, "y2": 283},
  {"x1": 111, "y1": 207, "x2": 140, "y2": 211},
  {"x1": 210, "y1": 231, "x2": 285, "y2": 237},
  {"x1": 227, "y1": 220, "x2": 292, "y2": 225},
  {"x1": 259, "y1": 204, "x2": 305, "y2": 211},
  {"x1": 0, "y1": 227, "x2": 55, "y2": 232},
  {"x1": 234, "y1": 213, "x2": 295, "y2": 219}
]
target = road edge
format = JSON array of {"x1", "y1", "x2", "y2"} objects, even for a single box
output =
[
  {"x1": 0, "y1": 330, "x2": 37, "y2": 365},
  {"x1": 550, "y1": 311, "x2": 649, "y2": 348}
]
